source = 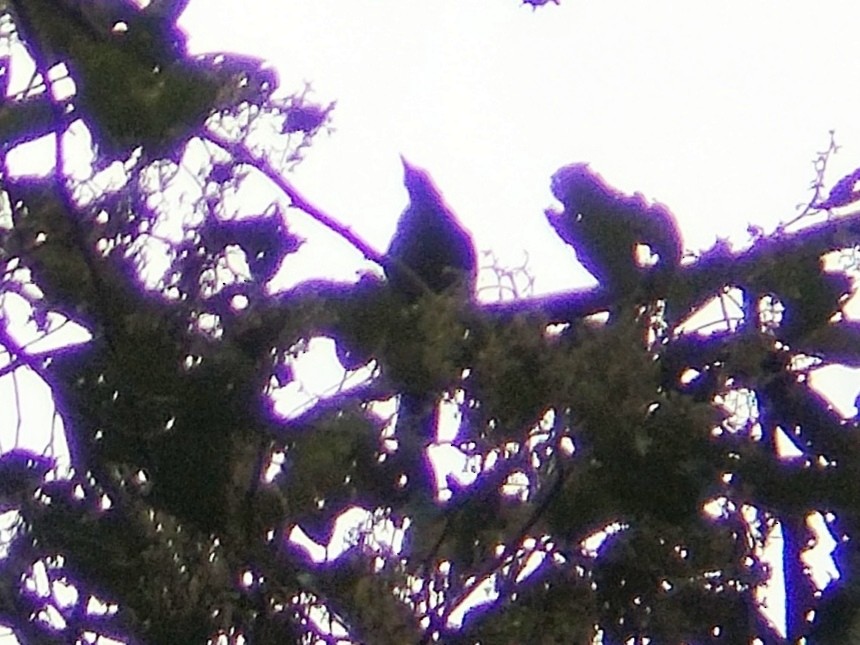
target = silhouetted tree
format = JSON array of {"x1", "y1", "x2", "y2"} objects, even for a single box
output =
[{"x1": 1, "y1": 2, "x2": 860, "y2": 644}]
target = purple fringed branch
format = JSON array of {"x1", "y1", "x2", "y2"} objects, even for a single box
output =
[{"x1": 203, "y1": 130, "x2": 386, "y2": 268}]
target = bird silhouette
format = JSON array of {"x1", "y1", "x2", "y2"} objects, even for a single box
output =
[
  {"x1": 385, "y1": 157, "x2": 477, "y2": 301},
  {"x1": 384, "y1": 158, "x2": 477, "y2": 496},
  {"x1": 548, "y1": 163, "x2": 681, "y2": 298}
]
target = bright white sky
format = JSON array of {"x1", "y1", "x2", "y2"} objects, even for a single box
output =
[
  {"x1": 3, "y1": 0, "x2": 860, "y2": 640},
  {"x1": 182, "y1": 0, "x2": 860, "y2": 295}
]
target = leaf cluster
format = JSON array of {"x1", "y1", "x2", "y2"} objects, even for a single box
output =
[{"x1": 2, "y1": 5, "x2": 860, "y2": 644}]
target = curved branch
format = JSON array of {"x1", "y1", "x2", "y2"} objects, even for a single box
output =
[{"x1": 203, "y1": 130, "x2": 386, "y2": 268}]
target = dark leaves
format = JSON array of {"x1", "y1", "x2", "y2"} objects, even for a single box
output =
[
  {"x1": 521, "y1": 0, "x2": 561, "y2": 8},
  {"x1": 9, "y1": 0, "x2": 278, "y2": 159},
  {"x1": 200, "y1": 208, "x2": 302, "y2": 284},
  {"x1": 748, "y1": 248, "x2": 852, "y2": 343},
  {"x1": 0, "y1": 450, "x2": 54, "y2": 512},
  {"x1": 815, "y1": 166, "x2": 860, "y2": 209},
  {"x1": 283, "y1": 103, "x2": 329, "y2": 134}
]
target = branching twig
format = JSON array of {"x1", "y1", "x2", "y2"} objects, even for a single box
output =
[{"x1": 203, "y1": 130, "x2": 386, "y2": 268}]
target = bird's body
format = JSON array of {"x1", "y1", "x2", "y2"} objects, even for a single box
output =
[
  {"x1": 384, "y1": 159, "x2": 477, "y2": 493},
  {"x1": 385, "y1": 158, "x2": 477, "y2": 301},
  {"x1": 548, "y1": 163, "x2": 682, "y2": 297}
]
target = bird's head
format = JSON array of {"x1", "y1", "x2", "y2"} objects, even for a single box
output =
[
  {"x1": 401, "y1": 156, "x2": 441, "y2": 203},
  {"x1": 551, "y1": 163, "x2": 612, "y2": 210}
]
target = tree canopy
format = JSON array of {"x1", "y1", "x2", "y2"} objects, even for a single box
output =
[{"x1": 1, "y1": 2, "x2": 860, "y2": 644}]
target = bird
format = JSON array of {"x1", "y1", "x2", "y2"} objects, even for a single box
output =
[
  {"x1": 383, "y1": 158, "x2": 477, "y2": 496},
  {"x1": 385, "y1": 157, "x2": 477, "y2": 301},
  {"x1": 547, "y1": 163, "x2": 682, "y2": 298}
]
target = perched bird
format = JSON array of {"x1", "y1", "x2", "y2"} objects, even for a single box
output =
[
  {"x1": 548, "y1": 163, "x2": 682, "y2": 298},
  {"x1": 384, "y1": 158, "x2": 477, "y2": 496},
  {"x1": 385, "y1": 157, "x2": 477, "y2": 301}
]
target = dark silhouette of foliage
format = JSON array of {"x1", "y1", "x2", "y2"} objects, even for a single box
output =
[
  {"x1": 522, "y1": 0, "x2": 561, "y2": 9},
  {"x1": 1, "y1": 2, "x2": 860, "y2": 644},
  {"x1": 8, "y1": 0, "x2": 277, "y2": 160}
]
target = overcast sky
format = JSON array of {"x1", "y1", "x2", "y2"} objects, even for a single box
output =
[{"x1": 182, "y1": 0, "x2": 860, "y2": 294}]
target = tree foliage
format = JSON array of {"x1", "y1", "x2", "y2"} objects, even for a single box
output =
[{"x1": 1, "y1": 2, "x2": 860, "y2": 644}]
